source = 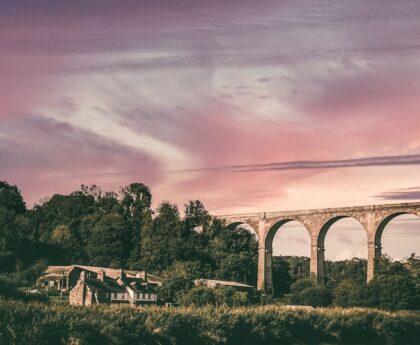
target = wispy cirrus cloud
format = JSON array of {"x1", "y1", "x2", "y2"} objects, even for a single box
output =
[
  {"x1": 171, "y1": 153, "x2": 420, "y2": 174},
  {"x1": 376, "y1": 187, "x2": 420, "y2": 201}
]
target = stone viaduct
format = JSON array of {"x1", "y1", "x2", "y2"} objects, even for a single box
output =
[{"x1": 218, "y1": 202, "x2": 420, "y2": 293}]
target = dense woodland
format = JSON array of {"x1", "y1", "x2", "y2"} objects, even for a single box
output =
[{"x1": 0, "y1": 181, "x2": 419, "y2": 310}]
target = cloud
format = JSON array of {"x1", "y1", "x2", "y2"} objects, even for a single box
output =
[
  {"x1": 337, "y1": 235, "x2": 353, "y2": 245},
  {"x1": 170, "y1": 153, "x2": 420, "y2": 174},
  {"x1": 376, "y1": 187, "x2": 420, "y2": 201},
  {"x1": 0, "y1": 116, "x2": 160, "y2": 206}
]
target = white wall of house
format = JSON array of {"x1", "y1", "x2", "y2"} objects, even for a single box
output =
[
  {"x1": 110, "y1": 292, "x2": 127, "y2": 300},
  {"x1": 134, "y1": 292, "x2": 157, "y2": 301}
]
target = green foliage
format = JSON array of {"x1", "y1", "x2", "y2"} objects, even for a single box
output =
[
  {"x1": 0, "y1": 301, "x2": 419, "y2": 345},
  {"x1": 178, "y1": 285, "x2": 250, "y2": 307},
  {"x1": 333, "y1": 279, "x2": 365, "y2": 307},
  {"x1": 288, "y1": 277, "x2": 332, "y2": 307},
  {"x1": 158, "y1": 265, "x2": 195, "y2": 303},
  {"x1": 84, "y1": 211, "x2": 129, "y2": 268},
  {"x1": 0, "y1": 181, "x2": 26, "y2": 214},
  {"x1": 272, "y1": 258, "x2": 292, "y2": 296},
  {"x1": 178, "y1": 286, "x2": 217, "y2": 306},
  {"x1": 365, "y1": 258, "x2": 420, "y2": 310}
]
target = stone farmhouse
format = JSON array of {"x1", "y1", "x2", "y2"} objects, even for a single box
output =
[{"x1": 37, "y1": 265, "x2": 162, "y2": 306}]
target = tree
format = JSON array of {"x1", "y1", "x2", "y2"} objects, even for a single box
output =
[
  {"x1": 288, "y1": 277, "x2": 332, "y2": 306},
  {"x1": 210, "y1": 226, "x2": 258, "y2": 285},
  {"x1": 119, "y1": 183, "x2": 153, "y2": 266},
  {"x1": 0, "y1": 181, "x2": 26, "y2": 214},
  {"x1": 51, "y1": 225, "x2": 71, "y2": 247},
  {"x1": 140, "y1": 202, "x2": 181, "y2": 271},
  {"x1": 333, "y1": 279, "x2": 365, "y2": 307},
  {"x1": 365, "y1": 260, "x2": 419, "y2": 310},
  {"x1": 178, "y1": 286, "x2": 217, "y2": 306},
  {"x1": 183, "y1": 200, "x2": 211, "y2": 235},
  {"x1": 272, "y1": 258, "x2": 292, "y2": 297},
  {"x1": 84, "y1": 212, "x2": 129, "y2": 268}
]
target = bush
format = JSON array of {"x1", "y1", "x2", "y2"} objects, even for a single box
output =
[
  {"x1": 333, "y1": 279, "x2": 365, "y2": 307},
  {"x1": 0, "y1": 301, "x2": 419, "y2": 345},
  {"x1": 288, "y1": 277, "x2": 331, "y2": 307},
  {"x1": 365, "y1": 273, "x2": 420, "y2": 310},
  {"x1": 178, "y1": 286, "x2": 217, "y2": 306}
]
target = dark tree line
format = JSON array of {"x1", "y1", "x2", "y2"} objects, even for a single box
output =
[
  {"x1": 272, "y1": 254, "x2": 420, "y2": 310},
  {"x1": 0, "y1": 181, "x2": 258, "y2": 287}
]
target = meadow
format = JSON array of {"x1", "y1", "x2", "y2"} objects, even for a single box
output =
[{"x1": 0, "y1": 300, "x2": 419, "y2": 345}]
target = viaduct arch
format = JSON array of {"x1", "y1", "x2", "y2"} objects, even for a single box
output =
[{"x1": 218, "y1": 202, "x2": 420, "y2": 293}]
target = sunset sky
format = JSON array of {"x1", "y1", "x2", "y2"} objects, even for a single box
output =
[{"x1": 1, "y1": 0, "x2": 419, "y2": 259}]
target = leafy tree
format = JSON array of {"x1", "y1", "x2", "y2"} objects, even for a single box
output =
[
  {"x1": 333, "y1": 279, "x2": 365, "y2": 307},
  {"x1": 157, "y1": 261, "x2": 202, "y2": 303},
  {"x1": 272, "y1": 258, "x2": 292, "y2": 297},
  {"x1": 178, "y1": 286, "x2": 217, "y2": 306},
  {"x1": 365, "y1": 258, "x2": 419, "y2": 310},
  {"x1": 119, "y1": 183, "x2": 152, "y2": 268},
  {"x1": 0, "y1": 181, "x2": 26, "y2": 214},
  {"x1": 51, "y1": 225, "x2": 71, "y2": 247},
  {"x1": 288, "y1": 277, "x2": 332, "y2": 306},
  {"x1": 84, "y1": 212, "x2": 129, "y2": 268},
  {"x1": 214, "y1": 286, "x2": 250, "y2": 306},
  {"x1": 0, "y1": 208, "x2": 23, "y2": 252},
  {"x1": 183, "y1": 200, "x2": 211, "y2": 235},
  {"x1": 210, "y1": 226, "x2": 258, "y2": 285},
  {"x1": 140, "y1": 202, "x2": 181, "y2": 271}
]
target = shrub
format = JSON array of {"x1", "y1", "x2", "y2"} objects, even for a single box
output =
[
  {"x1": 0, "y1": 301, "x2": 420, "y2": 345},
  {"x1": 0, "y1": 301, "x2": 419, "y2": 345}
]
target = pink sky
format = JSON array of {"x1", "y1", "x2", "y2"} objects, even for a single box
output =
[{"x1": 1, "y1": 0, "x2": 419, "y2": 259}]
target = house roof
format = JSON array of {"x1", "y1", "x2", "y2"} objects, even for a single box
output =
[
  {"x1": 44, "y1": 265, "x2": 162, "y2": 285},
  {"x1": 195, "y1": 278, "x2": 254, "y2": 288},
  {"x1": 84, "y1": 277, "x2": 126, "y2": 293},
  {"x1": 37, "y1": 272, "x2": 65, "y2": 281}
]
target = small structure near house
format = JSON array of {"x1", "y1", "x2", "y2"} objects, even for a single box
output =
[{"x1": 194, "y1": 278, "x2": 254, "y2": 293}]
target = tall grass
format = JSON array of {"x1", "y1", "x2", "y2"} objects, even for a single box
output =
[{"x1": 0, "y1": 300, "x2": 418, "y2": 345}]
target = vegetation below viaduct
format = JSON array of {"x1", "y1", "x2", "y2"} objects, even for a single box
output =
[{"x1": 0, "y1": 300, "x2": 419, "y2": 345}]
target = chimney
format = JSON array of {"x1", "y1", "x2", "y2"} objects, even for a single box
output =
[
  {"x1": 98, "y1": 270, "x2": 105, "y2": 282},
  {"x1": 136, "y1": 271, "x2": 147, "y2": 281},
  {"x1": 80, "y1": 271, "x2": 86, "y2": 282},
  {"x1": 118, "y1": 269, "x2": 126, "y2": 280}
]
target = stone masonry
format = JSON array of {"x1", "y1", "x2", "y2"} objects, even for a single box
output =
[{"x1": 218, "y1": 202, "x2": 420, "y2": 293}]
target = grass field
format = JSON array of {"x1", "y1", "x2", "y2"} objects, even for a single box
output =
[{"x1": 0, "y1": 300, "x2": 419, "y2": 345}]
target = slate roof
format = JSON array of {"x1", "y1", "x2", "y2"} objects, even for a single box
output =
[
  {"x1": 195, "y1": 278, "x2": 254, "y2": 288},
  {"x1": 43, "y1": 265, "x2": 162, "y2": 286}
]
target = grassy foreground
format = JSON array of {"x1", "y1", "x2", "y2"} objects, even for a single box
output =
[{"x1": 0, "y1": 300, "x2": 419, "y2": 345}]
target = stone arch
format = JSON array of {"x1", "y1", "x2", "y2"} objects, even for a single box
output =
[
  {"x1": 374, "y1": 211, "x2": 419, "y2": 249},
  {"x1": 372, "y1": 211, "x2": 420, "y2": 265},
  {"x1": 315, "y1": 215, "x2": 368, "y2": 284},
  {"x1": 224, "y1": 221, "x2": 259, "y2": 241},
  {"x1": 262, "y1": 219, "x2": 311, "y2": 294},
  {"x1": 265, "y1": 218, "x2": 311, "y2": 249},
  {"x1": 317, "y1": 215, "x2": 368, "y2": 247}
]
